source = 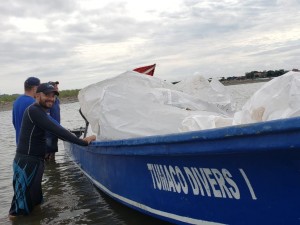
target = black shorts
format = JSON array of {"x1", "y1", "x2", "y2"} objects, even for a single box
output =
[{"x1": 9, "y1": 153, "x2": 45, "y2": 216}]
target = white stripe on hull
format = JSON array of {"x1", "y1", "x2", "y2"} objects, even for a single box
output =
[{"x1": 76, "y1": 164, "x2": 225, "y2": 225}]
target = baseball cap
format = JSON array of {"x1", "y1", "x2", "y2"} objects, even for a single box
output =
[
  {"x1": 48, "y1": 81, "x2": 59, "y2": 85},
  {"x1": 24, "y1": 77, "x2": 40, "y2": 86},
  {"x1": 37, "y1": 83, "x2": 59, "y2": 96}
]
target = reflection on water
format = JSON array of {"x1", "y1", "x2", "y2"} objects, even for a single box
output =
[{"x1": 0, "y1": 83, "x2": 264, "y2": 224}]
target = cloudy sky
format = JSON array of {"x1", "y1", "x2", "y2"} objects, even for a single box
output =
[{"x1": 1, "y1": 0, "x2": 300, "y2": 94}]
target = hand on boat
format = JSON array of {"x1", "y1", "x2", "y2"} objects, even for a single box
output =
[{"x1": 83, "y1": 135, "x2": 96, "y2": 144}]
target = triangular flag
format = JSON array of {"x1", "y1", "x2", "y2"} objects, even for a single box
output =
[{"x1": 133, "y1": 64, "x2": 156, "y2": 76}]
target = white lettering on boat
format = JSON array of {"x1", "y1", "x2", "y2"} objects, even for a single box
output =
[
  {"x1": 147, "y1": 164, "x2": 256, "y2": 200},
  {"x1": 239, "y1": 168, "x2": 257, "y2": 200}
]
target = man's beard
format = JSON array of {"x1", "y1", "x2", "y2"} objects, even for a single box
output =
[{"x1": 39, "y1": 100, "x2": 54, "y2": 109}]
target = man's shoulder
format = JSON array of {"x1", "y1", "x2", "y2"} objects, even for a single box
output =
[
  {"x1": 55, "y1": 98, "x2": 60, "y2": 105},
  {"x1": 28, "y1": 103, "x2": 42, "y2": 111},
  {"x1": 14, "y1": 95, "x2": 35, "y2": 105},
  {"x1": 13, "y1": 95, "x2": 33, "y2": 111},
  {"x1": 13, "y1": 95, "x2": 24, "y2": 104},
  {"x1": 26, "y1": 104, "x2": 46, "y2": 119}
]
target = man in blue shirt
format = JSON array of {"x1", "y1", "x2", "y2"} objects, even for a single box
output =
[
  {"x1": 45, "y1": 81, "x2": 60, "y2": 161},
  {"x1": 12, "y1": 77, "x2": 40, "y2": 144}
]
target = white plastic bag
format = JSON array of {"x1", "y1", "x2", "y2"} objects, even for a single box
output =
[
  {"x1": 79, "y1": 70, "x2": 300, "y2": 140},
  {"x1": 174, "y1": 75, "x2": 234, "y2": 115},
  {"x1": 79, "y1": 71, "x2": 233, "y2": 140},
  {"x1": 234, "y1": 71, "x2": 300, "y2": 124},
  {"x1": 179, "y1": 114, "x2": 233, "y2": 132}
]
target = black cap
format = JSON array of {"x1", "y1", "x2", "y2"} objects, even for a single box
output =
[
  {"x1": 37, "y1": 83, "x2": 59, "y2": 96},
  {"x1": 25, "y1": 77, "x2": 40, "y2": 86},
  {"x1": 48, "y1": 81, "x2": 59, "y2": 85}
]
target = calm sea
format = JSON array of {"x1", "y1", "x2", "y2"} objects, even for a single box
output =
[{"x1": 0, "y1": 82, "x2": 264, "y2": 224}]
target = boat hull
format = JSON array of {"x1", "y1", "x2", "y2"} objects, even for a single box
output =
[{"x1": 65, "y1": 117, "x2": 300, "y2": 225}]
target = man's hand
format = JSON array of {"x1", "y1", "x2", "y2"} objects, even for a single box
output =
[{"x1": 83, "y1": 135, "x2": 96, "y2": 144}]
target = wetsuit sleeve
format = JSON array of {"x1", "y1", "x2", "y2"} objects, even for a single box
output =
[{"x1": 28, "y1": 105, "x2": 88, "y2": 146}]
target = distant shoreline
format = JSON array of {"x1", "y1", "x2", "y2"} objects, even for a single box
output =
[
  {"x1": 0, "y1": 95, "x2": 79, "y2": 112},
  {"x1": 220, "y1": 78, "x2": 272, "y2": 86}
]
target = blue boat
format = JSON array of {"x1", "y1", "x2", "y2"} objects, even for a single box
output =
[{"x1": 64, "y1": 117, "x2": 300, "y2": 225}]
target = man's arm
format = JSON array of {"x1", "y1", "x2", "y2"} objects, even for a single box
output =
[{"x1": 29, "y1": 105, "x2": 94, "y2": 146}]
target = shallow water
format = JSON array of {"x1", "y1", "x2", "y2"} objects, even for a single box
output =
[{"x1": 0, "y1": 83, "x2": 264, "y2": 224}]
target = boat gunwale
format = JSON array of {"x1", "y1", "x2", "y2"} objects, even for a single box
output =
[
  {"x1": 65, "y1": 117, "x2": 300, "y2": 156},
  {"x1": 89, "y1": 117, "x2": 300, "y2": 147}
]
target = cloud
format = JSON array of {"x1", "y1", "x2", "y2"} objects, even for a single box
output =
[{"x1": 0, "y1": 0, "x2": 299, "y2": 94}]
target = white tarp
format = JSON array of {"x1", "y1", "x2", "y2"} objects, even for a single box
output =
[
  {"x1": 79, "y1": 71, "x2": 233, "y2": 140},
  {"x1": 174, "y1": 75, "x2": 233, "y2": 113},
  {"x1": 79, "y1": 70, "x2": 300, "y2": 140},
  {"x1": 233, "y1": 71, "x2": 300, "y2": 124}
]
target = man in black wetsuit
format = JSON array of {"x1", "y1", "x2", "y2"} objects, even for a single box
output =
[{"x1": 9, "y1": 83, "x2": 96, "y2": 217}]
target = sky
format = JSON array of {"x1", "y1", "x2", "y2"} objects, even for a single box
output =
[{"x1": 1, "y1": 0, "x2": 300, "y2": 94}]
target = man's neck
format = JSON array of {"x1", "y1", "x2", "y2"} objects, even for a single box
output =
[{"x1": 24, "y1": 91, "x2": 34, "y2": 97}]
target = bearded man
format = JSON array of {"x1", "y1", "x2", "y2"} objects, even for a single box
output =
[{"x1": 9, "y1": 83, "x2": 96, "y2": 217}]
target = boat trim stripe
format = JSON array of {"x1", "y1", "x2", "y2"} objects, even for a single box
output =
[{"x1": 79, "y1": 167, "x2": 224, "y2": 225}]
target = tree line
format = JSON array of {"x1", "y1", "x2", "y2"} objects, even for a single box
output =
[
  {"x1": 0, "y1": 89, "x2": 80, "y2": 103},
  {"x1": 219, "y1": 69, "x2": 299, "y2": 81}
]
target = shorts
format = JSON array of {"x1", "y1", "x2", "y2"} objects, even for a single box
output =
[{"x1": 9, "y1": 153, "x2": 45, "y2": 216}]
